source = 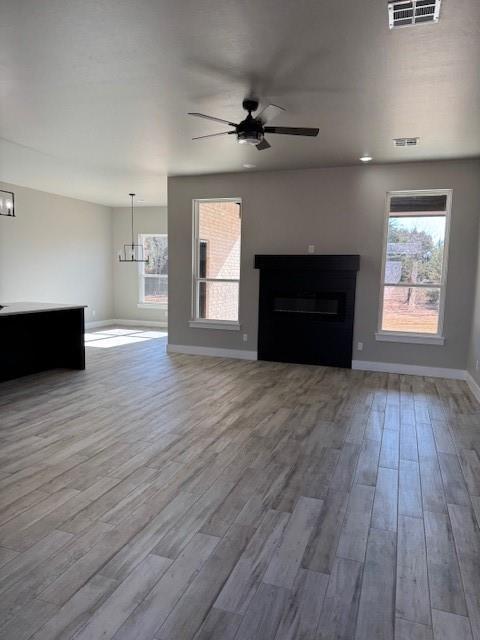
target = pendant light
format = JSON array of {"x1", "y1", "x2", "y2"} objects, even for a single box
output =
[
  {"x1": 118, "y1": 193, "x2": 148, "y2": 263},
  {"x1": 0, "y1": 190, "x2": 15, "y2": 217}
]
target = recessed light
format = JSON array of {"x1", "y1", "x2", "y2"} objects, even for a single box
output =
[
  {"x1": 360, "y1": 156, "x2": 372, "y2": 163},
  {"x1": 243, "y1": 163, "x2": 256, "y2": 169}
]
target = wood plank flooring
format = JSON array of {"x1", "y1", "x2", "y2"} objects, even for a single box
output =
[{"x1": 1, "y1": 330, "x2": 480, "y2": 639}]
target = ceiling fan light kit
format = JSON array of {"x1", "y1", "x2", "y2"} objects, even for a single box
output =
[
  {"x1": 0, "y1": 190, "x2": 15, "y2": 217},
  {"x1": 118, "y1": 193, "x2": 149, "y2": 263},
  {"x1": 188, "y1": 97, "x2": 319, "y2": 151},
  {"x1": 237, "y1": 131, "x2": 263, "y2": 145}
]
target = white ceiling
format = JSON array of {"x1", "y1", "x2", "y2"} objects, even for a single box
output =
[{"x1": 1, "y1": 0, "x2": 479, "y2": 206}]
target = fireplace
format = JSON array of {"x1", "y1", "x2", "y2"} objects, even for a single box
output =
[{"x1": 254, "y1": 255, "x2": 360, "y2": 368}]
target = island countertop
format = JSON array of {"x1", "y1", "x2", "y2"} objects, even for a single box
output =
[{"x1": 0, "y1": 302, "x2": 87, "y2": 316}]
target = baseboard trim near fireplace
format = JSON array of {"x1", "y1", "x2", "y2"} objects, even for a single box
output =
[
  {"x1": 352, "y1": 359, "x2": 466, "y2": 380},
  {"x1": 167, "y1": 343, "x2": 258, "y2": 360},
  {"x1": 165, "y1": 349, "x2": 467, "y2": 377}
]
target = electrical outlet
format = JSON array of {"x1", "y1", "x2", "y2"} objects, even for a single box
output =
[
  {"x1": 476, "y1": 359, "x2": 479, "y2": 371},
  {"x1": 92, "y1": 309, "x2": 96, "y2": 318},
  {"x1": 357, "y1": 342, "x2": 363, "y2": 351},
  {"x1": 242, "y1": 333, "x2": 248, "y2": 342},
  {"x1": 308, "y1": 245, "x2": 315, "y2": 254}
]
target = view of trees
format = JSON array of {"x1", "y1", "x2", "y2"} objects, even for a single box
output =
[
  {"x1": 381, "y1": 214, "x2": 446, "y2": 333},
  {"x1": 387, "y1": 217, "x2": 444, "y2": 304},
  {"x1": 144, "y1": 235, "x2": 168, "y2": 275},
  {"x1": 142, "y1": 235, "x2": 168, "y2": 304}
]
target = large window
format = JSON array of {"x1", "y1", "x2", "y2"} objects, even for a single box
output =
[
  {"x1": 377, "y1": 190, "x2": 451, "y2": 343},
  {"x1": 191, "y1": 198, "x2": 241, "y2": 328},
  {"x1": 138, "y1": 234, "x2": 168, "y2": 306}
]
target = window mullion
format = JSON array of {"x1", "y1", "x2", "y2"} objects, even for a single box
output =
[
  {"x1": 382, "y1": 282, "x2": 443, "y2": 289},
  {"x1": 196, "y1": 278, "x2": 240, "y2": 284}
]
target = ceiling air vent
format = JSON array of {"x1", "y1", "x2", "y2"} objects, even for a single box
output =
[
  {"x1": 388, "y1": 0, "x2": 441, "y2": 29},
  {"x1": 393, "y1": 137, "x2": 420, "y2": 147}
]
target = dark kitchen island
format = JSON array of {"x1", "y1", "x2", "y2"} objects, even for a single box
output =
[{"x1": 0, "y1": 302, "x2": 86, "y2": 383}]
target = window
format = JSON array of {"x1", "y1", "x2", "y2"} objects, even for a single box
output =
[
  {"x1": 138, "y1": 234, "x2": 168, "y2": 306},
  {"x1": 377, "y1": 190, "x2": 451, "y2": 344},
  {"x1": 191, "y1": 198, "x2": 241, "y2": 329}
]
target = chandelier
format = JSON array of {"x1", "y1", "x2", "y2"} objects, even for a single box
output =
[{"x1": 118, "y1": 193, "x2": 148, "y2": 263}]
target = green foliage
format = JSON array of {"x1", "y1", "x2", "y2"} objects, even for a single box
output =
[
  {"x1": 144, "y1": 236, "x2": 168, "y2": 275},
  {"x1": 388, "y1": 218, "x2": 444, "y2": 306},
  {"x1": 388, "y1": 218, "x2": 443, "y2": 285}
]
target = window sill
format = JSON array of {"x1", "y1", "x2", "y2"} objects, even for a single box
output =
[
  {"x1": 137, "y1": 303, "x2": 168, "y2": 310},
  {"x1": 189, "y1": 320, "x2": 240, "y2": 331},
  {"x1": 375, "y1": 332, "x2": 445, "y2": 345}
]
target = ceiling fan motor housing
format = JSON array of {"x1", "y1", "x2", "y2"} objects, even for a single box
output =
[{"x1": 242, "y1": 98, "x2": 259, "y2": 113}]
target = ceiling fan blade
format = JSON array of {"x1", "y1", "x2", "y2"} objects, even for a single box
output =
[
  {"x1": 256, "y1": 103, "x2": 286, "y2": 124},
  {"x1": 187, "y1": 112, "x2": 238, "y2": 127},
  {"x1": 192, "y1": 131, "x2": 235, "y2": 140},
  {"x1": 256, "y1": 138, "x2": 271, "y2": 151},
  {"x1": 264, "y1": 126, "x2": 319, "y2": 137}
]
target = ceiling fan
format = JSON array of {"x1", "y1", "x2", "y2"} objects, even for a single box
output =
[{"x1": 187, "y1": 98, "x2": 319, "y2": 151}]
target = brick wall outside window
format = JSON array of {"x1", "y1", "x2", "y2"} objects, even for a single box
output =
[{"x1": 198, "y1": 201, "x2": 240, "y2": 321}]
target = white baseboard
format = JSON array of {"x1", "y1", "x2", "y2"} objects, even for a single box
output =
[
  {"x1": 465, "y1": 371, "x2": 480, "y2": 403},
  {"x1": 352, "y1": 359, "x2": 466, "y2": 380},
  {"x1": 165, "y1": 349, "x2": 467, "y2": 376},
  {"x1": 167, "y1": 343, "x2": 257, "y2": 360},
  {"x1": 85, "y1": 319, "x2": 114, "y2": 329},
  {"x1": 85, "y1": 318, "x2": 168, "y2": 330},
  {"x1": 112, "y1": 318, "x2": 168, "y2": 328}
]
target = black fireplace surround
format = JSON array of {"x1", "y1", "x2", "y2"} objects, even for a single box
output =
[{"x1": 255, "y1": 255, "x2": 360, "y2": 368}]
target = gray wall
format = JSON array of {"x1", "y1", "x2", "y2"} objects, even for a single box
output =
[
  {"x1": 0, "y1": 181, "x2": 113, "y2": 323},
  {"x1": 468, "y1": 223, "x2": 480, "y2": 383},
  {"x1": 168, "y1": 159, "x2": 480, "y2": 370},
  {"x1": 112, "y1": 206, "x2": 168, "y2": 324}
]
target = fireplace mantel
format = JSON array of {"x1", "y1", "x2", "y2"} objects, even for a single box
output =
[{"x1": 254, "y1": 254, "x2": 360, "y2": 272}]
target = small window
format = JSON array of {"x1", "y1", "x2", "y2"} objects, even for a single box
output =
[
  {"x1": 138, "y1": 234, "x2": 168, "y2": 306},
  {"x1": 192, "y1": 199, "x2": 241, "y2": 327},
  {"x1": 378, "y1": 190, "x2": 451, "y2": 341}
]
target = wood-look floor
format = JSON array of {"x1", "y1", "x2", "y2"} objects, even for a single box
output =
[{"x1": 1, "y1": 330, "x2": 480, "y2": 640}]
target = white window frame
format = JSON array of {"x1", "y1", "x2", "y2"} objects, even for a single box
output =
[
  {"x1": 190, "y1": 197, "x2": 242, "y2": 330},
  {"x1": 376, "y1": 189, "x2": 452, "y2": 345},
  {"x1": 137, "y1": 233, "x2": 168, "y2": 309}
]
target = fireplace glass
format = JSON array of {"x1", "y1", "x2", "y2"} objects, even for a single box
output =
[{"x1": 273, "y1": 291, "x2": 345, "y2": 319}]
